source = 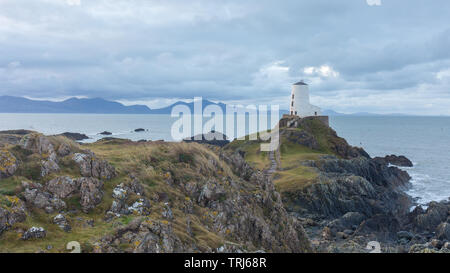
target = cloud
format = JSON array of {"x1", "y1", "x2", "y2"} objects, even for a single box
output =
[
  {"x1": 66, "y1": 0, "x2": 81, "y2": 6},
  {"x1": 303, "y1": 65, "x2": 339, "y2": 78},
  {"x1": 366, "y1": 0, "x2": 382, "y2": 6},
  {"x1": 7, "y1": 61, "x2": 21, "y2": 69},
  {"x1": 0, "y1": 0, "x2": 449, "y2": 114}
]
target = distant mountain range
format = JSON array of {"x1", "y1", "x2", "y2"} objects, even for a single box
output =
[
  {"x1": 0, "y1": 96, "x2": 274, "y2": 115},
  {"x1": 0, "y1": 95, "x2": 413, "y2": 116}
]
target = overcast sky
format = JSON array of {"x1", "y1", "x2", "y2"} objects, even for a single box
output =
[{"x1": 1, "y1": 0, "x2": 450, "y2": 115}]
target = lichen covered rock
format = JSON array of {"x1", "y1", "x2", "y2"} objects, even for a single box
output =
[
  {"x1": 0, "y1": 196, "x2": 27, "y2": 235},
  {"x1": 73, "y1": 152, "x2": 116, "y2": 180},
  {"x1": 46, "y1": 176, "x2": 80, "y2": 199},
  {"x1": 22, "y1": 227, "x2": 46, "y2": 240},
  {"x1": 23, "y1": 184, "x2": 66, "y2": 214},
  {"x1": 0, "y1": 149, "x2": 18, "y2": 179},
  {"x1": 79, "y1": 177, "x2": 104, "y2": 213}
]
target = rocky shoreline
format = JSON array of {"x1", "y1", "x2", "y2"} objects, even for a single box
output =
[
  {"x1": 274, "y1": 116, "x2": 449, "y2": 253},
  {"x1": 0, "y1": 121, "x2": 449, "y2": 253}
]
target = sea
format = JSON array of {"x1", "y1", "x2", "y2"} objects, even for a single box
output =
[{"x1": 0, "y1": 113, "x2": 449, "y2": 206}]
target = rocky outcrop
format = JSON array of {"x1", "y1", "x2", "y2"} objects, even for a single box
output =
[
  {"x1": 45, "y1": 176, "x2": 80, "y2": 199},
  {"x1": 0, "y1": 130, "x2": 34, "y2": 146},
  {"x1": 436, "y1": 222, "x2": 450, "y2": 241},
  {"x1": 218, "y1": 151, "x2": 312, "y2": 253},
  {"x1": 106, "y1": 181, "x2": 150, "y2": 219},
  {"x1": 57, "y1": 143, "x2": 72, "y2": 157},
  {"x1": 0, "y1": 149, "x2": 18, "y2": 179},
  {"x1": 278, "y1": 116, "x2": 370, "y2": 159},
  {"x1": 23, "y1": 184, "x2": 66, "y2": 214},
  {"x1": 184, "y1": 131, "x2": 230, "y2": 147},
  {"x1": 79, "y1": 177, "x2": 104, "y2": 213},
  {"x1": 95, "y1": 150, "x2": 312, "y2": 253},
  {"x1": 73, "y1": 152, "x2": 116, "y2": 180},
  {"x1": 373, "y1": 155, "x2": 413, "y2": 167},
  {"x1": 59, "y1": 132, "x2": 89, "y2": 141},
  {"x1": 411, "y1": 201, "x2": 449, "y2": 232},
  {"x1": 94, "y1": 218, "x2": 186, "y2": 253},
  {"x1": 295, "y1": 156, "x2": 412, "y2": 219},
  {"x1": 280, "y1": 128, "x2": 319, "y2": 150},
  {"x1": 0, "y1": 196, "x2": 27, "y2": 235},
  {"x1": 20, "y1": 134, "x2": 60, "y2": 177}
]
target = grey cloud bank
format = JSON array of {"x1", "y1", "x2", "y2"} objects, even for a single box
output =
[{"x1": 0, "y1": 0, "x2": 450, "y2": 115}]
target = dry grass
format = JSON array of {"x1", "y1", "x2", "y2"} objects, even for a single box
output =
[{"x1": 274, "y1": 166, "x2": 318, "y2": 193}]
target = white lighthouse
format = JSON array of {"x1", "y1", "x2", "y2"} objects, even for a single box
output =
[{"x1": 289, "y1": 81, "x2": 321, "y2": 118}]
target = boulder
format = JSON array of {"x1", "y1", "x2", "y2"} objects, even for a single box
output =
[
  {"x1": 99, "y1": 131, "x2": 112, "y2": 136},
  {"x1": 373, "y1": 155, "x2": 413, "y2": 167},
  {"x1": 162, "y1": 203, "x2": 173, "y2": 220},
  {"x1": 0, "y1": 149, "x2": 18, "y2": 179},
  {"x1": 436, "y1": 222, "x2": 450, "y2": 241},
  {"x1": 21, "y1": 227, "x2": 46, "y2": 240},
  {"x1": 20, "y1": 134, "x2": 61, "y2": 177},
  {"x1": 79, "y1": 177, "x2": 104, "y2": 213},
  {"x1": 57, "y1": 143, "x2": 72, "y2": 157},
  {"x1": 53, "y1": 214, "x2": 71, "y2": 232},
  {"x1": 134, "y1": 128, "x2": 146, "y2": 132},
  {"x1": 112, "y1": 184, "x2": 128, "y2": 200},
  {"x1": 128, "y1": 198, "x2": 151, "y2": 216},
  {"x1": 40, "y1": 158, "x2": 60, "y2": 177},
  {"x1": 108, "y1": 181, "x2": 150, "y2": 217},
  {"x1": 20, "y1": 134, "x2": 54, "y2": 154},
  {"x1": 46, "y1": 176, "x2": 80, "y2": 199},
  {"x1": 23, "y1": 187, "x2": 66, "y2": 214},
  {"x1": 73, "y1": 152, "x2": 116, "y2": 180},
  {"x1": 397, "y1": 231, "x2": 414, "y2": 241},
  {"x1": 0, "y1": 196, "x2": 27, "y2": 235},
  {"x1": 328, "y1": 212, "x2": 366, "y2": 231},
  {"x1": 413, "y1": 202, "x2": 449, "y2": 231}
]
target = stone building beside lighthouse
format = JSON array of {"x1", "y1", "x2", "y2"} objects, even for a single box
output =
[{"x1": 289, "y1": 81, "x2": 322, "y2": 118}]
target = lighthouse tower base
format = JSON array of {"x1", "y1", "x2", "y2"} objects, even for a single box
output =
[{"x1": 280, "y1": 115, "x2": 329, "y2": 128}]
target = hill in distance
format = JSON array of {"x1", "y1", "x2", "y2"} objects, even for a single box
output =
[{"x1": 0, "y1": 95, "x2": 413, "y2": 116}]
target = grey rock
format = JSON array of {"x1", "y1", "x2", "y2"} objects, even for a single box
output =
[
  {"x1": 73, "y1": 152, "x2": 116, "y2": 180},
  {"x1": 53, "y1": 214, "x2": 71, "y2": 232},
  {"x1": 0, "y1": 149, "x2": 18, "y2": 179},
  {"x1": 0, "y1": 197, "x2": 27, "y2": 235},
  {"x1": 57, "y1": 143, "x2": 72, "y2": 157},
  {"x1": 79, "y1": 177, "x2": 104, "y2": 213},
  {"x1": 373, "y1": 155, "x2": 413, "y2": 167},
  {"x1": 128, "y1": 198, "x2": 151, "y2": 216},
  {"x1": 436, "y1": 222, "x2": 450, "y2": 241},
  {"x1": 397, "y1": 231, "x2": 414, "y2": 241},
  {"x1": 162, "y1": 203, "x2": 173, "y2": 220},
  {"x1": 413, "y1": 202, "x2": 449, "y2": 231},
  {"x1": 22, "y1": 227, "x2": 46, "y2": 240},
  {"x1": 46, "y1": 176, "x2": 80, "y2": 199},
  {"x1": 23, "y1": 187, "x2": 66, "y2": 213}
]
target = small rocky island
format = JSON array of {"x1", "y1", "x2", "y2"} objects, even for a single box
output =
[{"x1": 0, "y1": 117, "x2": 449, "y2": 253}]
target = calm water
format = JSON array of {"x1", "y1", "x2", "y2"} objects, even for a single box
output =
[{"x1": 1, "y1": 113, "x2": 449, "y2": 205}]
